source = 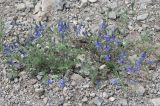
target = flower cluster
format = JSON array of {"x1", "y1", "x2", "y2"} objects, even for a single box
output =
[
  {"x1": 3, "y1": 42, "x2": 19, "y2": 56},
  {"x1": 58, "y1": 20, "x2": 69, "y2": 33},
  {"x1": 95, "y1": 21, "x2": 148, "y2": 75},
  {"x1": 33, "y1": 22, "x2": 44, "y2": 39},
  {"x1": 127, "y1": 51, "x2": 147, "y2": 73}
]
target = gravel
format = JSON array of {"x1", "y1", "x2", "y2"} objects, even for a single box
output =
[{"x1": 0, "y1": 0, "x2": 160, "y2": 105}]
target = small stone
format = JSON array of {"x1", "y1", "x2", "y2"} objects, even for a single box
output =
[
  {"x1": 131, "y1": 84, "x2": 146, "y2": 96},
  {"x1": 118, "y1": 99, "x2": 128, "y2": 105},
  {"x1": 70, "y1": 74, "x2": 84, "y2": 81},
  {"x1": 43, "y1": 97, "x2": 48, "y2": 104},
  {"x1": 108, "y1": 11, "x2": 117, "y2": 19},
  {"x1": 59, "y1": 95, "x2": 65, "y2": 105},
  {"x1": 102, "y1": 92, "x2": 108, "y2": 98},
  {"x1": 155, "y1": 48, "x2": 160, "y2": 57},
  {"x1": 35, "y1": 88, "x2": 45, "y2": 97},
  {"x1": 109, "y1": 97, "x2": 116, "y2": 102},
  {"x1": 99, "y1": 64, "x2": 106, "y2": 70},
  {"x1": 137, "y1": 13, "x2": 148, "y2": 21},
  {"x1": 93, "y1": 97, "x2": 104, "y2": 106},
  {"x1": 150, "y1": 98, "x2": 160, "y2": 106},
  {"x1": 16, "y1": 3, "x2": 26, "y2": 11},
  {"x1": 90, "y1": 93, "x2": 96, "y2": 97},
  {"x1": 88, "y1": 0, "x2": 97, "y2": 3},
  {"x1": 154, "y1": 25, "x2": 160, "y2": 32},
  {"x1": 30, "y1": 79, "x2": 37, "y2": 85},
  {"x1": 37, "y1": 75, "x2": 43, "y2": 81},
  {"x1": 82, "y1": 97, "x2": 88, "y2": 102},
  {"x1": 107, "y1": 2, "x2": 118, "y2": 9},
  {"x1": 14, "y1": 78, "x2": 19, "y2": 83}
]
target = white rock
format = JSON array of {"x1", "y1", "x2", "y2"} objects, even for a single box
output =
[
  {"x1": 34, "y1": 2, "x2": 41, "y2": 14},
  {"x1": 107, "y1": 2, "x2": 118, "y2": 9},
  {"x1": 131, "y1": 84, "x2": 146, "y2": 96},
  {"x1": 93, "y1": 97, "x2": 104, "y2": 106},
  {"x1": 82, "y1": 97, "x2": 88, "y2": 102},
  {"x1": 150, "y1": 98, "x2": 160, "y2": 106},
  {"x1": 88, "y1": 0, "x2": 97, "y2": 3},
  {"x1": 137, "y1": 13, "x2": 148, "y2": 21},
  {"x1": 43, "y1": 97, "x2": 48, "y2": 104},
  {"x1": 79, "y1": 0, "x2": 88, "y2": 8},
  {"x1": 99, "y1": 64, "x2": 106, "y2": 70},
  {"x1": 90, "y1": 93, "x2": 96, "y2": 97},
  {"x1": 109, "y1": 97, "x2": 116, "y2": 102},
  {"x1": 16, "y1": 3, "x2": 26, "y2": 11},
  {"x1": 118, "y1": 99, "x2": 128, "y2": 105},
  {"x1": 108, "y1": 11, "x2": 117, "y2": 19}
]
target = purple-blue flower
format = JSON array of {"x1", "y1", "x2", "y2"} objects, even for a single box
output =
[
  {"x1": 117, "y1": 52, "x2": 126, "y2": 64},
  {"x1": 7, "y1": 60, "x2": 15, "y2": 65},
  {"x1": 99, "y1": 20, "x2": 107, "y2": 30},
  {"x1": 59, "y1": 79, "x2": 65, "y2": 88},
  {"x1": 114, "y1": 39, "x2": 121, "y2": 46},
  {"x1": 74, "y1": 24, "x2": 81, "y2": 35},
  {"x1": 34, "y1": 23, "x2": 44, "y2": 38},
  {"x1": 105, "y1": 55, "x2": 111, "y2": 62},
  {"x1": 104, "y1": 34, "x2": 110, "y2": 42},
  {"x1": 3, "y1": 44, "x2": 11, "y2": 56},
  {"x1": 126, "y1": 65, "x2": 134, "y2": 73},
  {"x1": 58, "y1": 20, "x2": 69, "y2": 34},
  {"x1": 146, "y1": 60, "x2": 156, "y2": 65},
  {"x1": 48, "y1": 79, "x2": 53, "y2": 85},
  {"x1": 110, "y1": 35, "x2": 115, "y2": 41},
  {"x1": 104, "y1": 45, "x2": 110, "y2": 52},
  {"x1": 110, "y1": 78, "x2": 119, "y2": 85},
  {"x1": 95, "y1": 41, "x2": 101, "y2": 49}
]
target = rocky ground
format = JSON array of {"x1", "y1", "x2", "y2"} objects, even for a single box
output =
[{"x1": 0, "y1": 0, "x2": 160, "y2": 106}]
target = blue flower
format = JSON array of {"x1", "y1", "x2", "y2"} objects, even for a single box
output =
[
  {"x1": 34, "y1": 23, "x2": 44, "y2": 38},
  {"x1": 117, "y1": 52, "x2": 126, "y2": 64},
  {"x1": 95, "y1": 41, "x2": 101, "y2": 49},
  {"x1": 117, "y1": 58, "x2": 124, "y2": 65},
  {"x1": 110, "y1": 78, "x2": 119, "y2": 85},
  {"x1": 48, "y1": 79, "x2": 53, "y2": 85},
  {"x1": 74, "y1": 24, "x2": 81, "y2": 35},
  {"x1": 133, "y1": 65, "x2": 141, "y2": 71},
  {"x1": 114, "y1": 39, "x2": 121, "y2": 46},
  {"x1": 126, "y1": 65, "x2": 134, "y2": 73},
  {"x1": 146, "y1": 60, "x2": 156, "y2": 65},
  {"x1": 3, "y1": 44, "x2": 11, "y2": 56},
  {"x1": 135, "y1": 51, "x2": 147, "y2": 67},
  {"x1": 105, "y1": 55, "x2": 111, "y2": 62},
  {"x1": 103, "y1": 45, "x2": 110, "y2": 52},
  {"x1": 58, "y1": 20, "x2": 69, "y2": 34},
  {"x1": 7, "y1": 60, "x2": 15, "y2": 65},
  {"x1": 110, "y1": 35, "x2": 115, "y2": 41},
  {"x1": 99, "y1": 20, "x2": 107, "y2": 30},
  {"x1": 59, "y1": 79, "x2": 65, "y2": 88},
  {"x1": 104, "y1": 34, "x2": 110, "y2": 42}
]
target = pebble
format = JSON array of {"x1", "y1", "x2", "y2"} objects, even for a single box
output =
[
  {"x1": 82, "y1": 97, "x2": 88, "y2": 102},
  {"x1": 131, "y1": 84, "x2": 146, "y2": 96},
  {"x1": 99, "y1": 64, "x2": 106, "y2": 70},
  {"x1": 88, "y1": 0, "x2": 97, "y2": 3},
  {"x1": 93, "y1": 97, "x2": 104, "y2": 106},
  {"x1": 16, "y1": 3, "x2": 26, "y2": 11},
  {"x1": 108, "y1": 11, "x2": 117, "y2": 19},
  {"x1": 109, "y1": 97, "x2": 116, "y2": 102},
  {"x1": 118, "y1": 98, "x2": 128, "y2": 105},
  {"x1": 90, "y1": 93, "x2": 96, "y2": 97},
  {"x1": 59, "y1": 95, "x2": 65, "y2": 105},
  {"x1": 43, "y1": 97, "x2": 48, "y2": 104},
  {"x1": 137, "y1": 13, "x2": 149, "y2": 21},
  {"x1": 150, "y1": 98, "x2": 160, "y2": 106},
  {"x1": 70, "y1": 73, "x2": 84, "y2": 81}
]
